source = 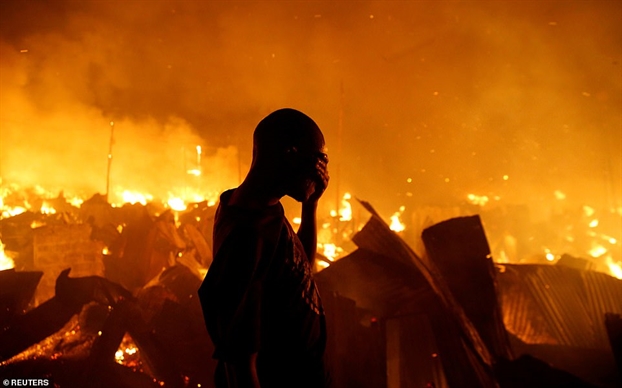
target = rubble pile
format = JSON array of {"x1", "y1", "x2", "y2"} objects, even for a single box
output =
[
  {"x1": 316, "y1": 203, "x2": 622, "y2": 388},
  {"x1": 1, "y1": 193, "x2": 621, "y2": 388},
  {"x1": 1, "y1": 194, "x2": 216, "y2": 388}
]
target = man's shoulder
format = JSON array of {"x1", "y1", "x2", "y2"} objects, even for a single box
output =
[{"x1": 214, "y1": 207, "x2": 285, "y2": 250}]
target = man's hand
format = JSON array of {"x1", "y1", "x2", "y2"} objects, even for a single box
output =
[
  {"x1": 304, "y1": 155, "x2": 329, "y2": 205},
  {"x1": 298, "y1": 155, "x2": 328, "y2": 264}
]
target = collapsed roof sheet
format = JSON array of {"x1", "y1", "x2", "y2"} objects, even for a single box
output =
[{"x1": 498, "y1": 264, "x2": 622, "y2": 350}]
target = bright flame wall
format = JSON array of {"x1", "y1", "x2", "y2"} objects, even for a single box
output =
[{"x1": 1, "y1": 1, "x2": 620, "y2": 220}]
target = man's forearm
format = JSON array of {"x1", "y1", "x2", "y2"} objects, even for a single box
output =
[
  {"x1": 230, "y1": 353, "x2": 261, "y2": 388},
  {"x1": 297, "y1": 201, "x2": 318, "y2": 264}
]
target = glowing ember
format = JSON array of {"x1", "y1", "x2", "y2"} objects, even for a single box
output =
[
  {"x1": 114, "y1": 349, "x2": 124, "y2": 363},
  {"x1": 30, "y1": 220, "x2": 45, "y2": 229},
  {"x1": 589, "y1": 244, "x2": 608, "y2": 258},
  {"x1": 115, "y1": 334, "x2": 140, "y2": 367},
  {"x1": 554, "y1": 190, "x2": 566, "y2": 200},
  {"x1": 544, "y1": 248, "x2": 555, "y2": 262},
  {"x1": 293, "y1": 217, "x2": 302, "y2": 225},
  {"x1": 467, "y1": 193, "x2": 489, "y2": 206},
  {"x1": 583, "y1": 205, "x2": 595, "y2": 217}
]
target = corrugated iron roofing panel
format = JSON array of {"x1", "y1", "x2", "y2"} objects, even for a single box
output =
[{"x1": 498, "y1": 264, "x2": 622, "y2": 350}]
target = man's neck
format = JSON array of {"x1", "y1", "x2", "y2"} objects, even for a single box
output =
[{"x1": 230, "y1": 174, "x2": 282, "y2": 209}]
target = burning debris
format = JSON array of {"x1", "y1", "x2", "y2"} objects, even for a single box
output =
[
  {"x1": 316, "y1": 201, "x2": 621, "y2": 388},
  {"x1": 0, "y1": 182, "x2": 621, "y2": 387},
  {"x1": 1, "y1": 258, "x2": 215, "y2": 388},
  {"x1": 0, "y1": 241, "x2": 15, "y2": 270},
  {"x1": 0, "y1": 186, "x2": 219, "y2": 387},
  {"x1": 0, "y1": 1, "x2": 619, "y2": 386},
  {"x1": 1, "y1": 179, "x2": 621, "y2": 387}
]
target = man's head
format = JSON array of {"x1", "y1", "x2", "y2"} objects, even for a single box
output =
[{"x1": 251, "y1": 108, "x2": 327, "y2": 202}]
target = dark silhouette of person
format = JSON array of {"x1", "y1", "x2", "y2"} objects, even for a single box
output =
[{"x1": 198, "y1": 108, "x2": 330, "y2": 388}]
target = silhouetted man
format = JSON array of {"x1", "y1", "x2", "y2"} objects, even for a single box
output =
[{"x1": 198, "y1": 108, "x2": 330, "y2": 388}]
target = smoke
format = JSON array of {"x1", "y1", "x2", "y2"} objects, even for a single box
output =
[
  {"x1": 0, "y1": 0, "x2": 620, "y2": 215},
  {"x1": 0, "y1": 2, "x2": 245, "y2": 201}
]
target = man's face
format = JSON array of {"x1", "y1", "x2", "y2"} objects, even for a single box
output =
[{"x1": 285, "y1": 143, "x2": 328, "y2": 202}]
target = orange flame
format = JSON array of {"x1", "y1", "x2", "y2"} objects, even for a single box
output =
[
  {"x1": 0, "y1": 241, "x2": 15, "y2": 270},
  {"x1": 607, "y1": 257, "x2": 622, "y2": 280},
  {"x1": 389, "y1": 206, "x2": 406, "y2": 232}
]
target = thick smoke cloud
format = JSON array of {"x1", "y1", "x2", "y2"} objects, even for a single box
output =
[{"x1": 1, "y1": 1, "x2": 620, "y2": 215}]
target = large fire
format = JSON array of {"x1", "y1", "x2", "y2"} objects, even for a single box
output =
[
  {"x1": 0, "y1": 3, "x2": 619, "y2": 388},
  {"x1": 1, "y1": 179, "x2": 620, "y2": 280},
  {"x1": 0, "y1": 241, "x2": 15, "y2": 270}
]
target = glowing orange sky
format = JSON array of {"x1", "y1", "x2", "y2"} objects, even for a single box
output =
[{"x1": 1, "y1": 1, "x2": 620, "y2": 216}]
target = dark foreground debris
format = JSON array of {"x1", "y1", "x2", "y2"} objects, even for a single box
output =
[
  {"x1": 1, "y1": 196, "x2": 620, "y2": 387},
  {"x1": 316, "y1": 202, "x2": 621, "y2": 388},
  {"x1": 1, "y1": 266, "x2": 215, "y2": 388}
]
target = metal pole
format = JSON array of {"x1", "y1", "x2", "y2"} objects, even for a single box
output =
[
  {"x1": 105, "y1": 121, "x2": 115, "y2": 203},
  {"x1": 336, "y1": 81, "x2": 344, "y2": 214}
]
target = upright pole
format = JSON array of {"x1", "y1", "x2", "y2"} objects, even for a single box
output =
[
  {"x1": 105, "y1": 121, "x2": 115, "y2": 203},
  {"x1": 336, "y1": 81, "x2": 344, "y2": 213},
  {"x1": 196, "y1": 145, "x2": 202, "y2": 195},
  {"x1": 182, "y1": 146, "x2": 187, "y2": 198}
]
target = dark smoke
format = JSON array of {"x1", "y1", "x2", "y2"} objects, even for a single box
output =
[{"x1": 1, "y1": 1, "x2": 620, "y2": 216}]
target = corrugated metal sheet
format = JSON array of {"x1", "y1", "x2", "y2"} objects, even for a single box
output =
[
  {"x1": 319, "y1": 205, "x2": 499, "y2": 388},
  {"x1": 584, "y1": 270, "x2": 622, "y2": 347},
  {"x1": 315, "y1": 248, "x2": 427, "y2": 317},
  {"x1": 352, "y1": 200, "x2": 495, "y2": 371},
  {"x1": 422, "y1": 215, "x2": 513, "y2": 361},
  {"x1": 498, "y1": 264, "x2": 622, "y2": 350}
]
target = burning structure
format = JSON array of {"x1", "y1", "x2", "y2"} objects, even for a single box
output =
[
  {"x1": 1, "y1": 1, "x2": 621, "y2": 387},
  {"x1": 1, "y1": 188, "x2": 620, "y2": 387}
]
